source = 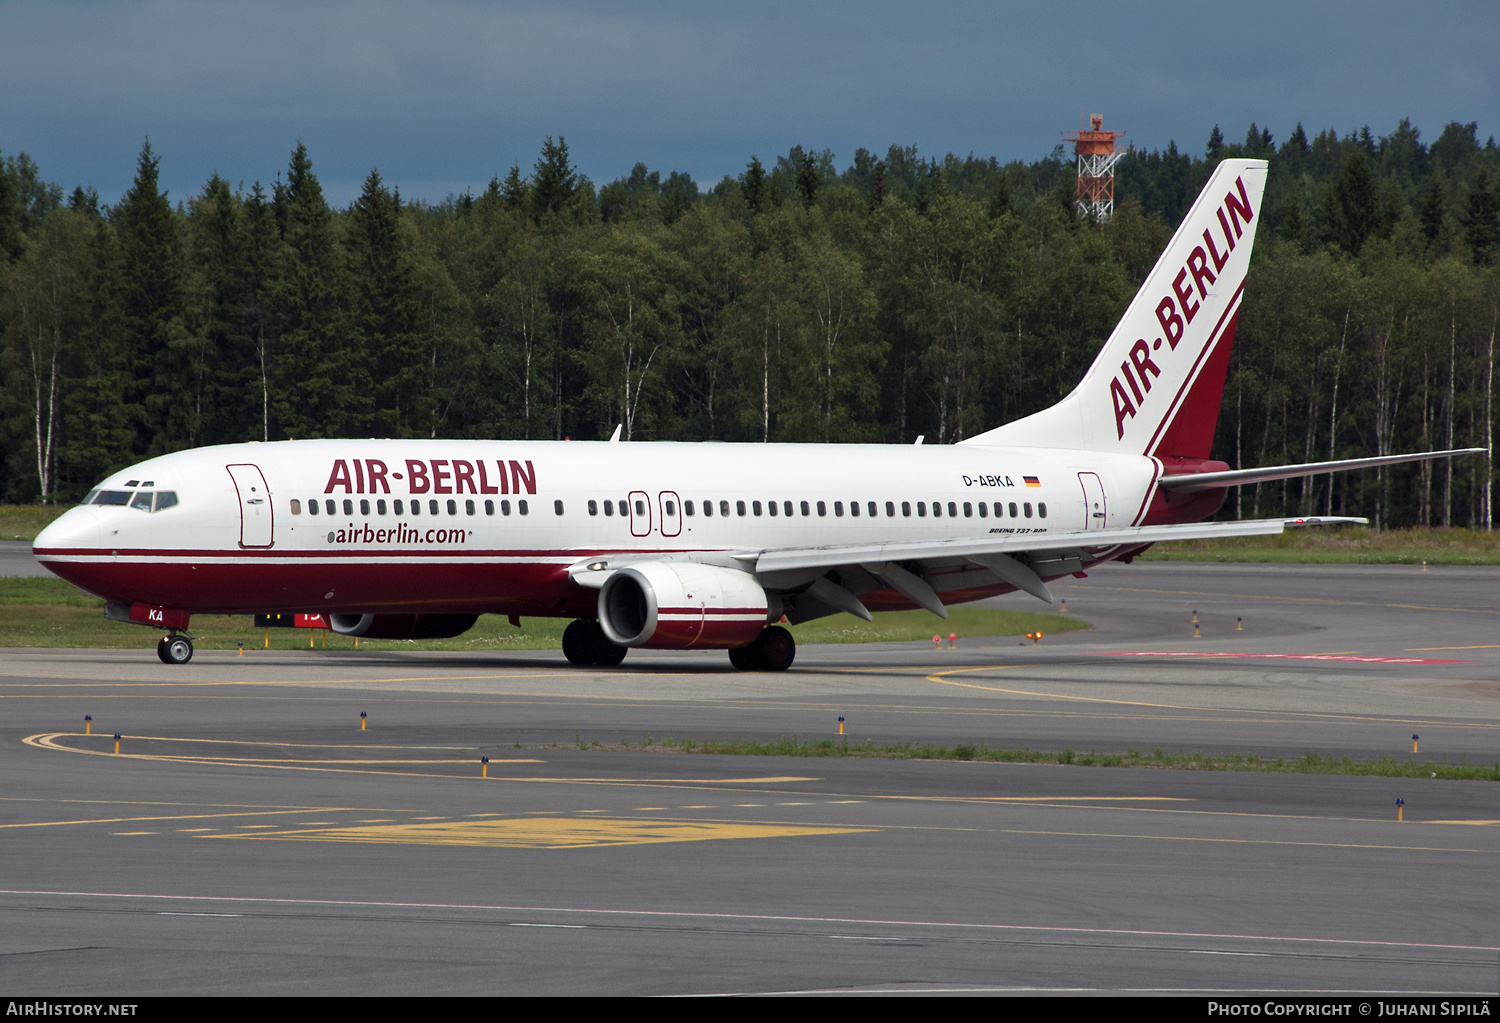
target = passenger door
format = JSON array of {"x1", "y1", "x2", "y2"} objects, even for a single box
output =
[{"x1": 226, "y1": 464, "x2": 274, "y2": 548}]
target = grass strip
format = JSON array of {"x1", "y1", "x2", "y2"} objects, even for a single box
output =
[
  {"x1": 567, "y1": 735, "x2": 1500, "y2": 782},
  {"x1": 1144, "y1": 525, "x2": 1500, "y2": 564},
  {"x1": 0, "y1": 578, "x2": 1083, "y2": 650}
]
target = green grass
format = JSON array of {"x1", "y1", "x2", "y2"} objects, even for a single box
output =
[
  {"x1": 1143, "y1": 525, "x2": 1500, "y2": 564},
  {"x1": 584, "y1": 734, "x2": 1500, "y2": 781},
  {"x1": 0, "y1": 505, "x2": 70, "y2": 541},
  {"x1": 0, "y1": 577, "x2": 1084, "y2": 650}
]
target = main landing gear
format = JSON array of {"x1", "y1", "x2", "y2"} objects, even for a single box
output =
[
  {"x1": 728, "y1": 625, "x2": 796, "y2": 672},
  {"x1": 562, "y1": 619, "x2": 628, "y2": 666},
  {"x1": 156, "y1": 632, "x2": 194, "y2": 664}
]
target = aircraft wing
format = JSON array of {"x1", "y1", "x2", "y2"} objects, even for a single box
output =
[
  {"x1": 569, "y1": 515, "x2": 1365, "y2": 619},
  {"x1": 742, "y1": 516, "x2": 1361, "y2": 574}
]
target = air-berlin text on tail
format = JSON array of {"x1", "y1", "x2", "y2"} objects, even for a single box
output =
[
  {"x1": 1110, "y1": 175, "x2": 1256, "y2": 439},
  {"x1": 323, "y1": 457, "x2": 538, "y2": 496}
]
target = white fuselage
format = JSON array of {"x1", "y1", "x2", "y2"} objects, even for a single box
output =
[{"x1": 34, "y1": 439, "x2": 1158, "y2": 618}]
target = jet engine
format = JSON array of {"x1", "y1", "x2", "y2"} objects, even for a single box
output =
[
  {"x1": 328, "y1": 613, "x2": 480, "y2": 640},
  {"x1": 597, "y1": 562, "x2": 770, "y2": 649}
]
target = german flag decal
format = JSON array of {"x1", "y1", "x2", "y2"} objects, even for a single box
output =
[{"x1": 1023, "y1": 476, "x2": 1041, "y2": 487}]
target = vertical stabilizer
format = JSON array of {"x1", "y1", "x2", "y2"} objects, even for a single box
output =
[{"x1": 962, "y1": 159, "x2": 1268, "y2": 457}]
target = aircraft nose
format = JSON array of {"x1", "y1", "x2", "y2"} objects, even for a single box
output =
[{"x1": 33, "y1": 507, "x2": 104, "y2": 559}]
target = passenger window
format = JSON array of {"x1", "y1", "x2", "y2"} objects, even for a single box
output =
[
  {"x1": 901, "y1": 501, "x2": 911, "y2": 517},
  {"x1": 394, "y1": 499, "x2": 404, "y2": 514},
  {"x1": 343, "y1": 499, "x2": 354, "y2": 515},
  {"x1": 1009, "y1": 502, "x2": 1018, "y2": 517},
  {"x1": 1038, "y1": 503, "x2": 1047, "y2": 518},
  {"x1": 485, "y1": 500, "x2": 494, "y2": 515},
  {"x1": 589, "y1": 499, "x2": 598, "y2": 516},
  {"x1": 886, "y1": 501, "x2": 895, "y2": 517},
  {"x1": 466, "y1": 499, "x2": 476, "y2": 516},
  {"x1": 752, "y1": 501, "x2": 762, "y2": 516},
  {"x1": 635, "y1": 499, "x2": 646, "y2": 516},
  {"x1": 603, "y1": 500, "x2": 613, "y2": 516},
  {"x1": 963, "y1": 502, "x2": 972, "y2": 517},
  {"x1": 324, "y1": 499, "x2": 335, "y2": 515},
  {"x1": 816, "y1": 501, "x2": 826, "y2": 517},
  {"x1": 766, "y1": 500, "x2": 777, "y2": 516},
  {"x1": 978, "y1": 502, "x2": 987, "y2": 518},
  {"x1": 1024, "y1": 502, "x2": 1033, "y2": 518},
  {"x1": 377, "y1": 499, "x2": 387, "y2": 515},
  {"x1": 800, "y1": 501, "x2": 810, "y2": 516},
  {"x1": 664, "y1": 500, "x2": 675, "y2": 516},
  {"x1": 290, "y1": 499, "x2": 302, "y2": 515},
  {"x1": 501, "y1": 500, "x2": 511, "y2": 515},
  {"x1": 948, "y1": 502, "x2": 958, "y2": 518},
  {"x1": 701, "y1": 500, "x2": 710, "y2": 518},
  {"x1": 360, "y1": 499, "x2": 370, "y2": 515},
  {"x1": 917, "y1": 502, "x2": 926, "y2": 517},
  {"x1": 719, "y1": 500, "x2": 730, "y2": 517},
  {"x1": 685, "y1": 501, "x2": 694, "y2": 516},
  {"x1": 784, "y1": 501, "x2": 794, "y2": 517},
  {"x1": 411, "y1": 500, "x2": 420, "y2": 516},
  {"x1": 618, "y1": 500, "x2": 628, "y2": 516},
  {"x1": 131, "y1": 491, "x2": 153, "y2": 511},
  {"x1": 309, "y1": 499, "x2": 319, "y2": 516},
  {"x1": 834, "y1": 501, "x2": 843, "y2": 517},
  {"x1": 554, "y1": 500, "x2": 564, "y2": 515},
  {"x1": 931, "y1": 502, "x2": 941, "y2": 518},
  {"x1": 519, "y1": 500, "x2": 529, "y2": 515},
  {"x1": 849, "y1": 501, "x2": 859, "y2": 517},
  {"x1": 736, "y1": 501, "x2": 746, "y2": 516}
]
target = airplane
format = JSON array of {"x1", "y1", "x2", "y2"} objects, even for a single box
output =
[{"x1": 32, "y1": 158, "x2": 1480, "y2": 667}]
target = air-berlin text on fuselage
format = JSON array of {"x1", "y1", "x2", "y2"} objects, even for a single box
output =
[
  {"x1": 1110, "y1": 175, "x2": 1255, "y2": 440},
  {"x1": 323, "y1": 458, "x2": 537, "y2": 496}
]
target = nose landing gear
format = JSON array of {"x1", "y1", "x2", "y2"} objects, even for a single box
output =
[{"x1": 157, "y1": 633, "x2": 194, "y2": 664}]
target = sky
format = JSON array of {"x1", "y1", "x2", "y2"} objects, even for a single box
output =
[{"x1": 2, "y1": 0, "x2": 1497, "y2": 208}]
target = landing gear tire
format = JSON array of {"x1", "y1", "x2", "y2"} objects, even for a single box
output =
[
  {"x1": 563, "y1": 618, "x2": 628, "y2": 666},
  {"x1": 158, "y1": 634, "x2": 194, "y2": 665},
  {"x1": 729, "y1": 626, "x2": 795, "y2": 672},
  {"x1": 562, "y1": 619, "x2": 594, "y2": 665},
  {"x1": 586, "y1": 620, "x2": 628, "y2": 665},
  {"x1": 754, "y1": 625, "x2": 795, "y2": 671}
]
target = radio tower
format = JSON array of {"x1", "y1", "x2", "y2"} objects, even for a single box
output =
[{"x1": 1063, "y1": 113, "x2": 1124, "y2": 221}]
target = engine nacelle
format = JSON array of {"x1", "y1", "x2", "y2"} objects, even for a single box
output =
[
  {"x1": 598, "y1": 562, "x2": 770, "y2": 649},
  {"x1": 328, "y1": 613, "x2": 480, "y2": 640}
]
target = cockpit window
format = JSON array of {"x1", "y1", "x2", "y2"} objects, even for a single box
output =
[
  {"x1": 80, "y1": 489, "x2": 98, "y2": 506},
  {"x1": 90, "y1": 488, "x2": 177, "y2": 511}
]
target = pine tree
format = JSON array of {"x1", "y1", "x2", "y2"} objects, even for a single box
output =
[
  {"x1": 1206, "y1": 125, "x2": 1225, "y2": 160},
  {"x1": 743, "y1": 156, "x2": 766, "y2": 214},
  {"x1": 1465, "y1": 169, "x2": 1500, "y2": 265},
  {"x1": 531, "y1": 137, "x2": 579, "y2": 222},
  {"x1": 114, "y1": 139, "x2": 187, "y2": 455}
]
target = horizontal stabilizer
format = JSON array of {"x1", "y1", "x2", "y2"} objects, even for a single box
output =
[{"x1": 1159, "y1": 448, "x2": 1485, "y2": 493}]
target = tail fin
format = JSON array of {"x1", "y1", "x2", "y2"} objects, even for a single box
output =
[{"x1": 962, "y1": 158, "x2": 1269, "y2": 457}]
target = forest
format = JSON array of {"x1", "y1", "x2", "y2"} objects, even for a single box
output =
[{"x1": 1, "y1": 119, "x2": 1498, "y2": 530}]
